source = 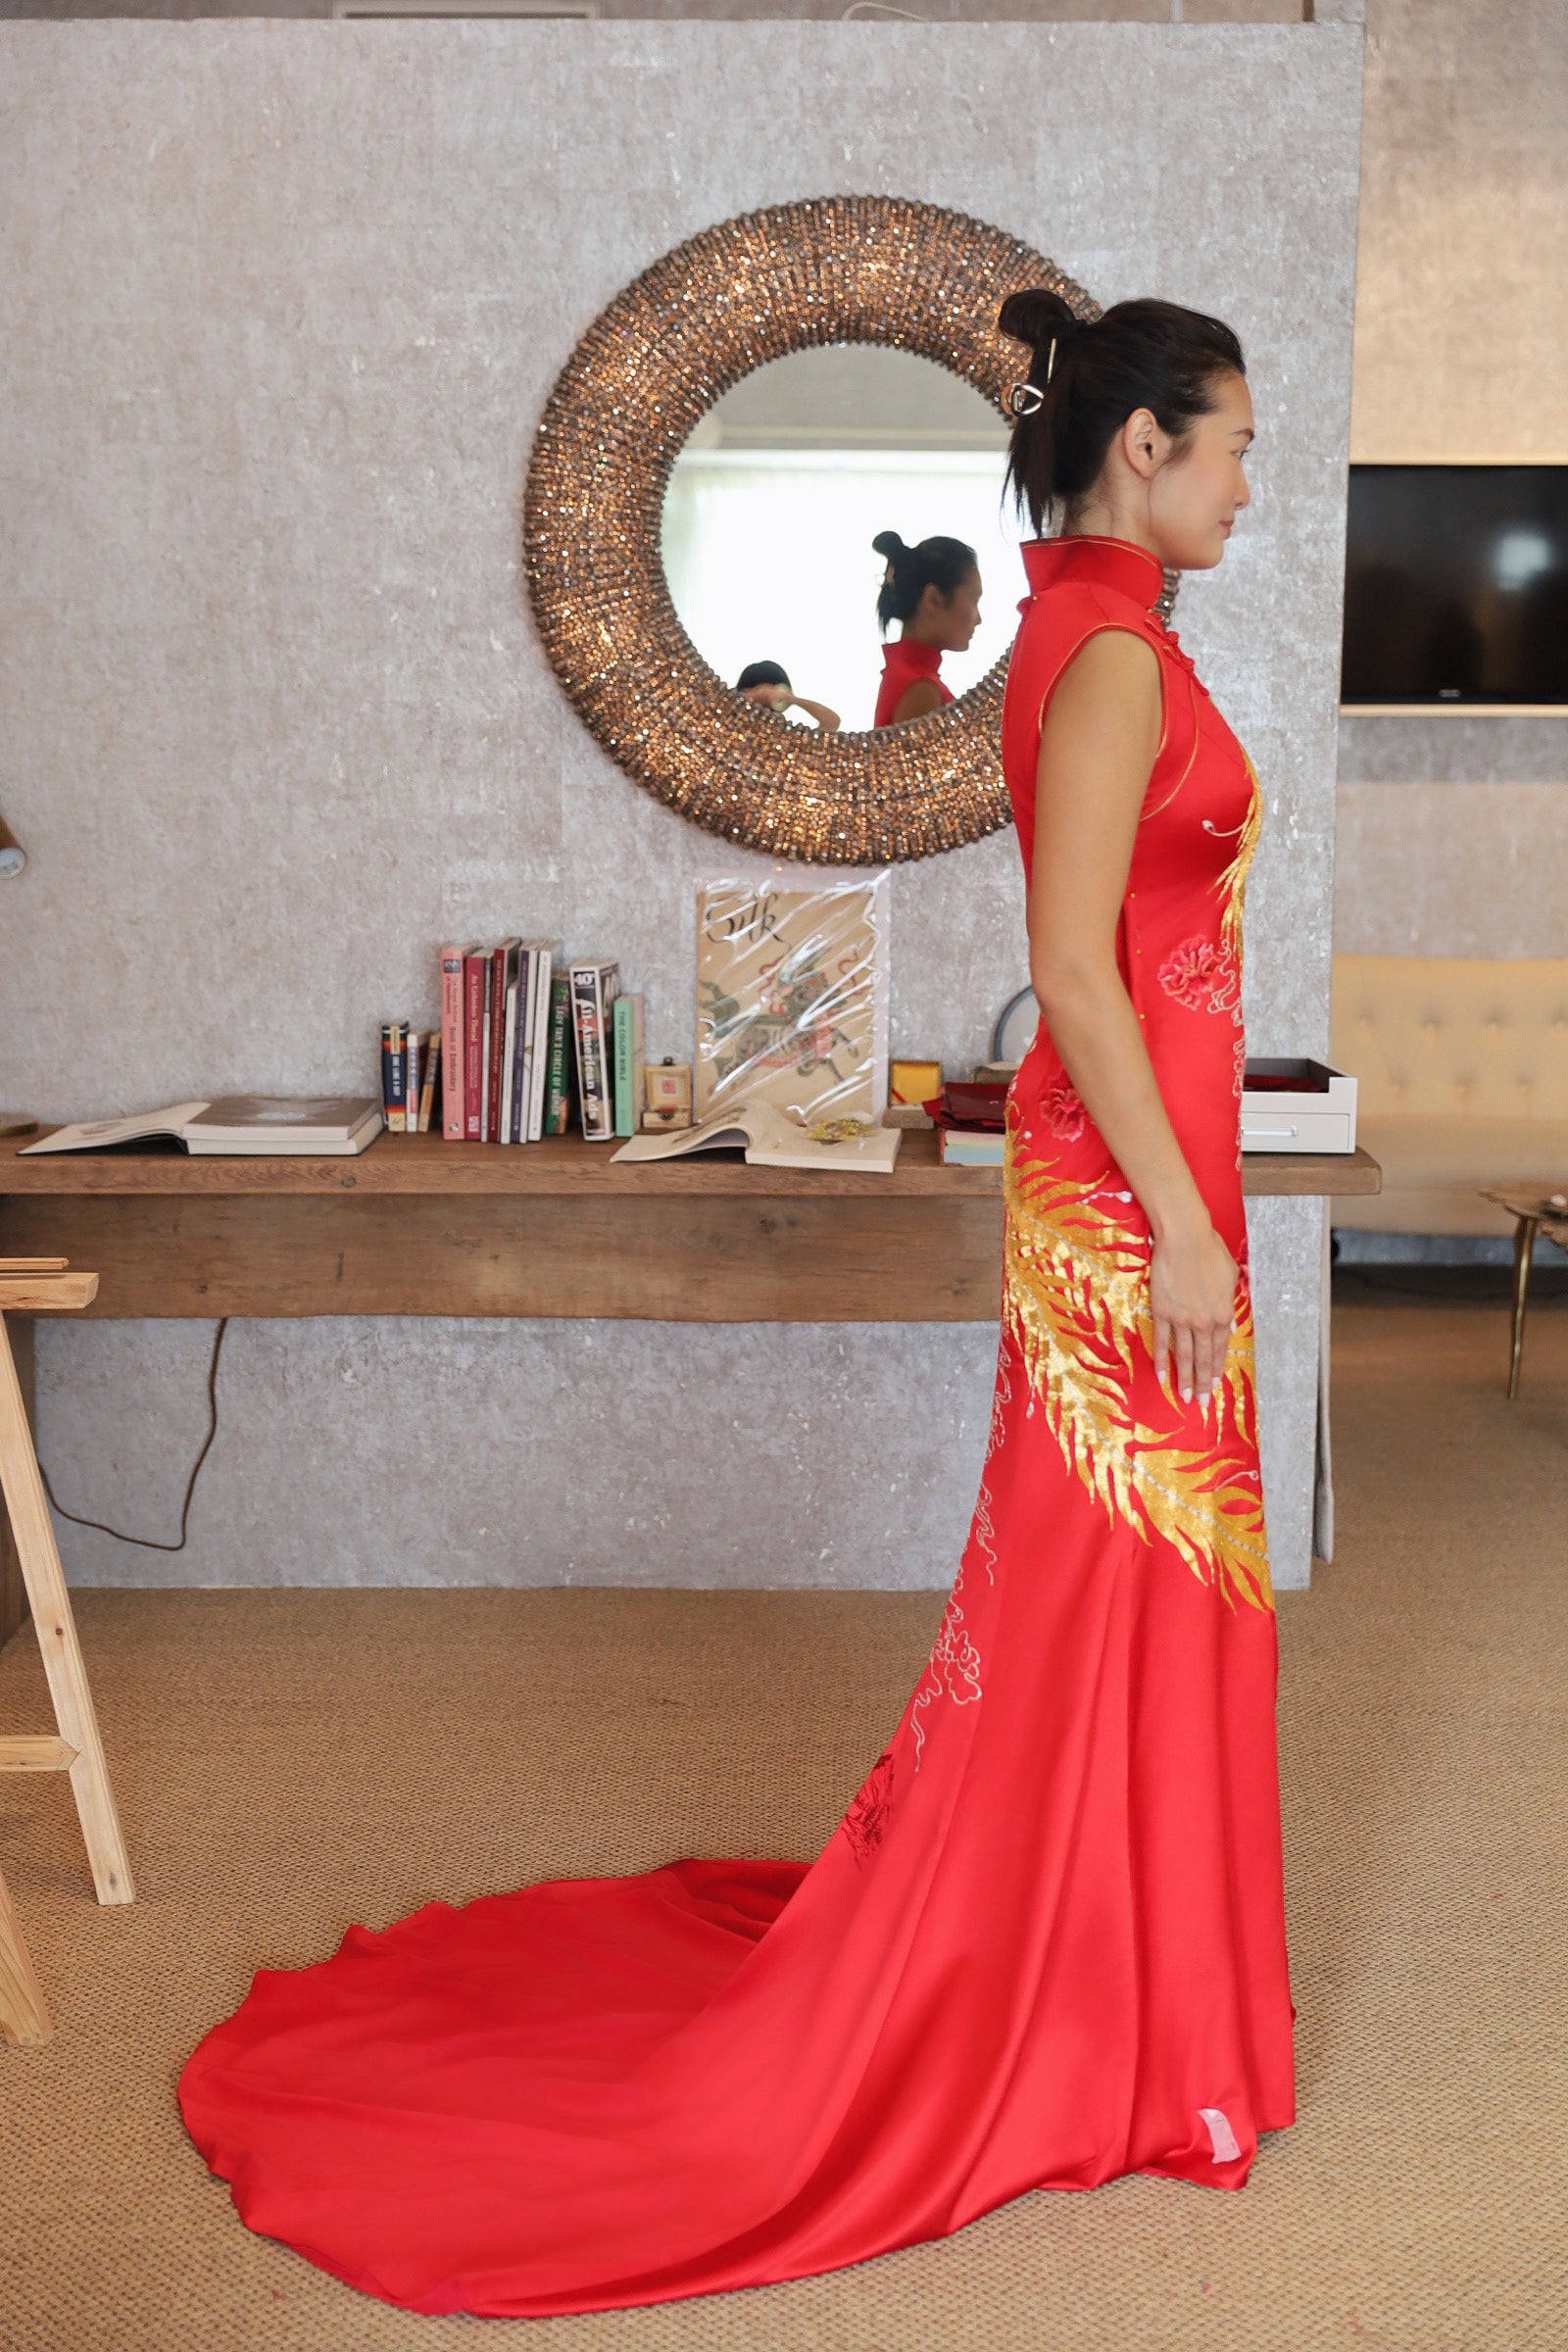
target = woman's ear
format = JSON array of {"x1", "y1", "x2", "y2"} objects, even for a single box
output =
[{"x1": 1121, "y1": 406, "x2": 1167, "y2": 482}]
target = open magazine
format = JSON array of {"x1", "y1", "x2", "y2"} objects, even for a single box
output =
[
  {"x1": 23, "y1": 1098, "x2": 383, "y2": 1157},
  {"x1": 612, "y1": 1098, "x2": 901, "y2": 1174}
]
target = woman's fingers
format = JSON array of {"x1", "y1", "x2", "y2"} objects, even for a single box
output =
[
  {"x1": 1148, "y1": 1224, "x2": 1237, "y2": 1407},
  {"x1": 1191, "y1": 1323, "x2": 1214, "y2": 1402},
  {"x1": 1163, "y1": 1316, "x2": 1232, "y2": 1409}
]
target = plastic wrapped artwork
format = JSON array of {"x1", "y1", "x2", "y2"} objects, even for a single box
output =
[{"x1": 695, "y1": 875, "x2": 891, "y2": 1124}]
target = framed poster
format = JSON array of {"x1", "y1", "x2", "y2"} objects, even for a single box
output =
[{"x1": 696, "y1": 876, "x2": 891, "y2": 1124}]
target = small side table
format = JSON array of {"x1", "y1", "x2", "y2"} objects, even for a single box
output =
[{"x1": 1481, "y1": 1188, "x2": 1568, "y2": 1400}]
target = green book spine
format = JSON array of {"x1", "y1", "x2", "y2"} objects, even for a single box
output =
[
  {"x1": 612, "y1": 994, "x2": 642, "y2": 1139},
  {"x1": 543, "y1": 974, "x2": 573, "y2": 1135}
]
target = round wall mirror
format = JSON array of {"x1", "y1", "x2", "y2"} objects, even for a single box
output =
[
  {"x1": 662, "y1": 346, "x2": 1020, "y2": 736},
  {"x1": 523, "y1": 197, "x2": 1098, "y2": 863}
]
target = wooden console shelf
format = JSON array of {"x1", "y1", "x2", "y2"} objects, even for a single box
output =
[{"x1": 0, "y1": 1133, "x2": 1380, "y2": 1324}]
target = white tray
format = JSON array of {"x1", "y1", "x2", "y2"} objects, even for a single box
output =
[{"x1": 1240, "y1": 1058, "x2": 1357, "y2": 1154}]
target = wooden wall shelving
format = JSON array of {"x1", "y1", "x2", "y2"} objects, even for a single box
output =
[{"x1": 0, "y1": 1132, "x2": 1380, "y2": 1324}]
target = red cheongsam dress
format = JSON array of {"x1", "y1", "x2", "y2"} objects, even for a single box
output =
[
  {"x1": 177, "y1": 530, "x2": 1294, "y2": 2321},
  {"x1": 874, "y1": 634, "x2": 953, "y2": 725}
]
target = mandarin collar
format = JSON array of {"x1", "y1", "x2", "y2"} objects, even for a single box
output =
[
  {"x1": 883, "y1": 636, "x2": 942, "y2": 674},
  {"x1": 1020, "y1": 534, "x2": 1166, "y2": 611}
]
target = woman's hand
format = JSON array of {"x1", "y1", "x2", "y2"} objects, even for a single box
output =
[{"x1": 1150, "y1": 1219, "x2": 1238, "y2": 1405}]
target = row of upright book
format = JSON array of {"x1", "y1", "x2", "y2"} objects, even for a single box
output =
[{"x1": 379, "y1": 946, "x2": 647, "y2": 1143}]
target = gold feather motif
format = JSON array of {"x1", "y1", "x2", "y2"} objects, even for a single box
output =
[
  {"x1": 1003, "y1": 1152, "x2": 1272, "y2": 1612},
  {"x1": 1217, "y1": 755, "x2": 1264, "y2": 958}
]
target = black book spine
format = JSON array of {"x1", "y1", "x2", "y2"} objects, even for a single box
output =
[{"x1": 571, "y1": 966, "x2": 609, "y2": 1141}]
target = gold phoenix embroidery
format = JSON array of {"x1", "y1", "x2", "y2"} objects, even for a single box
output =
[
  {"x1": 1003, "y1": 1154, "x2": 1272, "y2": 1611},
  {"x1": 1217, "y1": 755, "x2": 1264, "y2": 957}
]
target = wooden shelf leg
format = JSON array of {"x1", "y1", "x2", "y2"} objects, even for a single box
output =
[
  {"x1": 0, "y1": 1313, "x2": 134, "y2": 1905},
  {"x1": 0, "y1": 1859, "x2": 52, "y2": 2046},
  {"x1": 0, "y1": 1316, "x2": 31, "y2": 1650}
]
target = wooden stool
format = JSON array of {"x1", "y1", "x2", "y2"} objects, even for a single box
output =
[
  {"x1": 0, "y1": 1258, "x2": 134, "y2": 2047},
  {"x1": 1, "y1": 1857, "x2": 54, "y2": 2045}
]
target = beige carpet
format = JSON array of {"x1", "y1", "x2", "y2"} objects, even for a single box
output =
[{"x1": 2, "y1": 1286, "x2": 1564, "y2": 2352}]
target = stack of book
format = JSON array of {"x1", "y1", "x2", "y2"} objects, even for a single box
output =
[
  {"x1": 381, "y1": 949, "x2": 647, "y2": 1144},
  {"x1": 928, "y1": 1080, "x2": 1009, "y2": 1166},
  {"x1": 439, "y1": 942, "x2": 563, "y2": 1143},
  {"x1": 379, "y1": 1025, "x2": 441, "y2": 1133}
]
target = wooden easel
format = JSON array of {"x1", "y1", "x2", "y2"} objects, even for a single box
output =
[{"x1": 0, "y1": 1258, "x2": 134, "y2": 2047}]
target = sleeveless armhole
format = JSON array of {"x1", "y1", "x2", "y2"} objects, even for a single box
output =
[
  {"x1": 1024, "y1": 625, "x2": 1170, "y2": 898},
  {"x1": 894, "y1": 678, "x2": 948, "y2": 725},
  {"x1": 1004, "y1": 591, "x2": 1174, "y2": 887},
  {"x1": 1032, "y1": 616, "x2": 1169, "y2": 816}
]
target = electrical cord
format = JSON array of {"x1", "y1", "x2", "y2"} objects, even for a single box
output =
[{"x1": 37, "y1": 1317, "x2": 228, "y2": 1553}]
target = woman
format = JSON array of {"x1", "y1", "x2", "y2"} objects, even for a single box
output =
[
  {"x1": 178, "y1": 289, "x2": 1292, "y2": 2318},
  {"x1": 735, "y1": 658, "x2": 840, "y2": 732},
  {"x1": 871, "y1": 530, "x2": 981, "y2": 724}
]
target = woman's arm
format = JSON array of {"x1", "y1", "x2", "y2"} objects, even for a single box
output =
[
  {"x1": 892, "y1": 678, "x2": 945, "y2": 725},
  {"x1": 791, "y1": 696, "x2": 841, "y2": 733},
  {"x1": 1027, "y1": 629, "x2": 1236, "y2": 1405}
]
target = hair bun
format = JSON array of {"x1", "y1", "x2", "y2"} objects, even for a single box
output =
[
  {"x1": 871, "y1": 530, "x2": 909, "y2": 564},
  {"x1": 998, "y1": 286, "x2": 1085, "y2": 354}
]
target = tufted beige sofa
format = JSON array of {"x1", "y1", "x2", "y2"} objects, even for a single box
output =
[{"x1": 1331, "y1": 956, "x2": 1568, "y2": 1234}]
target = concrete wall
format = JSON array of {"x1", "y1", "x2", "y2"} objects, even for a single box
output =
[
  {"x1": 1, "y1": 19, "x2": 1362, "y2": 1591},
  {"x1": 0, "y1": 0, "x2": 1325, "y2": 22},
  {"x1": 1335, "y1": 0, "x2": 1568, "y2": 961}
]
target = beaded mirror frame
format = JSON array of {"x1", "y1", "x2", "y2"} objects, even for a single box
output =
[{"x1": 522, "y1": 196, "x2": 1099, "y2": 865}]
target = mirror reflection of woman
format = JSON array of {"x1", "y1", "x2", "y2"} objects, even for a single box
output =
[
  {"x1": 178, "y1": 291, "x2": 1295, "y2": 2322},
  {"x1": 871, "y1": 531, "x2": 982, "y2": 724}
]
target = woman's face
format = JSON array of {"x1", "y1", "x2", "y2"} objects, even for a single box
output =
[
  {"x1": 915, "y1": 568, "x2": 983, "y2": 654},
  {"x1": 1147, "y1": 370, "x2": 1254, "y2": 572}
]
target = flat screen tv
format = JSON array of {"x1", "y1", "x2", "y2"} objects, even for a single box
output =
[{"x1": 1341, "y1": 463, "x2": 1568, "y2": 709}]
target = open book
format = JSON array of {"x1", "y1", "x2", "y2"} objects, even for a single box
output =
[
  {"x1": 612, "y1": 1098, "x2": 901, "y2": 1174},
  {"x1": 23, "y1": 1098, "x2": 383, "y2": 1157}
]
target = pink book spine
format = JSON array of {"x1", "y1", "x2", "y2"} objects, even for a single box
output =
[{"x1": 440, "y1": 946, "x2": 466, "y2": 1142}]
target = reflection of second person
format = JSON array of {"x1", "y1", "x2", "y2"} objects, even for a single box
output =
[
  {"x1": 871, "y1": 531, "x2": 983, "y2": 725},
  {"x1": 735, "y1": 660, "x2": 841, "y2": 732}
]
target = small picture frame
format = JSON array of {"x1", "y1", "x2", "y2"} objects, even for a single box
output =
[{"x1": 642, "y1": 1060, "x2": 693, "y2": 1131}]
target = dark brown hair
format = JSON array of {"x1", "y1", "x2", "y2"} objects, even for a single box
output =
[
  {"x1": 999, "y1": 289, "x2": 1246, "y2": 536},
  {"x1": 871, "y1": 531, "x2": 979, "y2": 634}
]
